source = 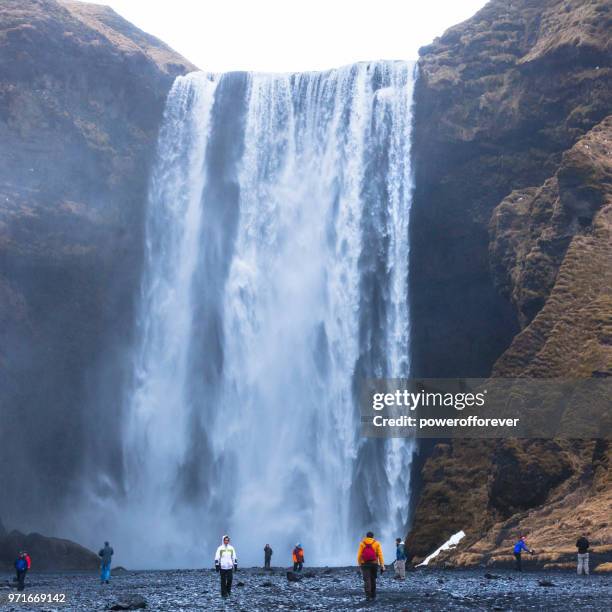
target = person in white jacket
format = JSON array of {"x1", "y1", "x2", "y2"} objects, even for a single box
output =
[{"x1": 214, "y1": 535, "x2": 238, "y2": 597}]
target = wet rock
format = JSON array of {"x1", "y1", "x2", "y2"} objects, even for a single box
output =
[
  {"x1": 109, "y1": 594, "x2": 147, "y2": 610},
  {"x1": 237, "y1": 581, "x2": 245, "y2": 586},
  {"x1": 538, "y1": 579, "x2": 555, "y2": 587},
  {"x1": 485, "y1": 573, "x2": 501, "y2": 579},
  {"x1": 286, "y1": 572, "x2": 301, "y2": 582},
  {"x1": 262, "y1": 580, "x2": 273, "y2": 587}
]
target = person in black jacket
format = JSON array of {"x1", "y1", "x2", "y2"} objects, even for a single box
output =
[
  {"x1": 264, "y1": 544, "x2": 273, "y2": 570},
  {"x1": 576, "y1": 535, "x2": 590, "y2": 575}
]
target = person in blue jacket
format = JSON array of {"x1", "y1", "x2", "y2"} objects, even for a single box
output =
[
  {"x1": 513, "y1": 536, "x2": 533, "y2": 571},
  {"x1": 98, "y1": 541, "x2": 114, "y2": 584},
  {"x1": 394, "y1": 538, "x2": 407, "y2": 579},
  {"x1": 14, "y1": 552, "x2": 27, "y2": 591}
]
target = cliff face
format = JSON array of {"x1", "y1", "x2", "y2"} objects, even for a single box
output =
[
  {"x1": 408, "y1": 0, "x2": 611, "y2": 565},
  {"x1": 0, "y1": 529, "x2": 99, "y2": 571},
  {"x1": 0, "y1": 0, "x2": 194, "y2": 531}
]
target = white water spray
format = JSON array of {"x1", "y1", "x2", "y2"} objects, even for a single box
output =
[{"x1": 120, "y1": 62, "x2": 416, "y2": 568}]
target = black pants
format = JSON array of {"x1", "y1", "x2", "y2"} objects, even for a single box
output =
[
  {"x1": 220, "y1": 568, "x2": 233, "y2": 596},
  {"x1": 16, "y1": 570, "x2": 26, "y2": 591},
  {"x1": 264, "y1": 556, "x2": 271, "y2": 569},
  {"x1": 514, "y1": 552, "x2": 522, "y2": 571},
  {"x1": 361, "y1": 564, "x2": 378, "y2": 599},
  {"x1": 293, "y1": 561, "x2": 303, "y2": 572}
]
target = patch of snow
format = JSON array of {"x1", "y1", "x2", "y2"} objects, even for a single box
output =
[{"x1": 417, "y1": 530, "x2": 466, "y2": 567}]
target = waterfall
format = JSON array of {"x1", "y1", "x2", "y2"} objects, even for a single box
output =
[{"x1": 121, "y1": 61, "x2": 415, "y2": 568}]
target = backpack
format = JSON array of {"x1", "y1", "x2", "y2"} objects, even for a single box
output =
[{"x1": 361, "y1": 541, "x2": 378, "y2": 563}]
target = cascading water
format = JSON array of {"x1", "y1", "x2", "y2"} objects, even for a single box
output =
[{"x1": 121, "y1": 61, "x2": 416, "y2": 568}]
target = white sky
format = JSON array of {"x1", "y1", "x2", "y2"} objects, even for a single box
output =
[{"x1": 92, "y1": 0, "x2": 487, "y2": 73}]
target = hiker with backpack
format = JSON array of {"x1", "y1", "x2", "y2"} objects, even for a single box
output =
[
  {"x1": 292, "y1": 543, "x2": 304, "y2": 571},
  {"x1": 394, "y1": 538, "x2": 407, "y2": 579},
  {"x1": 357, "y1": 531, "x2": 385, "y2": 601}
]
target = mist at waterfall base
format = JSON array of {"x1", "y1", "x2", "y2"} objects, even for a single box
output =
[{"x1": 80, "y1": 62, "x2": 416, "y2": 569}]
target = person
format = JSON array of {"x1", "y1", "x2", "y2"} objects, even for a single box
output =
[
  {"x1": 357, "y1": 531, "x2": 385, "y2": 601},
  {"x1": 513, "y1": 536, "x2": 533, "y2": 571},
  {"x1": 394, "y1": 538, "x2": 407, "y2": 580},
  {"x1": 98, "y1": 541, "x2": 114, "y2": 584},
  {"x1": 264, "y1": 544, "x2": 273, "y2": 570},
  {"x1": 292, "y1": 543, "x2": 304, "y2": 572},
  {"x1": 215, "y1": 535, "x2": 238, "y2": 598},
  {"x1": 576, "y1": 534, "x2": 590, "y2": 575},
  {"x1": 15, "y1": 552, "x2": 27, "y2": 591},
  {"x1": 24, "y1": 551, "x2": 31, "y2": 573}
]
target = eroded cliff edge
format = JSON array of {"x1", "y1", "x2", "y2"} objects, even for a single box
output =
[
  {"x1": 0, "y1": 0, "x2": 194, "y2": 532},
  {"x1": 408, "y1": 0, "x2": 611, "y2": 566}
]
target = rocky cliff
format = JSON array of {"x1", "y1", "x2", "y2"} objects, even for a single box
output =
[
  {"x1": 0, "y1": 0, "x2": 194, "y2": 533},
  {"x1": 1, "y1": 0, "x2": 610, "y2": 571},
  {"x1": 408, "y1": 0, "x2": 611, "y2": 566},
  {"x1": 0, "y1": 529, "x2": 99, "y2": 571}
]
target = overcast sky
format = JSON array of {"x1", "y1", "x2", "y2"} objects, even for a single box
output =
[{"x1": 94, "y1": 0, "x2": 487, "y2": 73}]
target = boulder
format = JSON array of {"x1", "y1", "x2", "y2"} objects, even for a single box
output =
[{"x1": 109, "y1": 595, "x2": 147, "y2": 610}]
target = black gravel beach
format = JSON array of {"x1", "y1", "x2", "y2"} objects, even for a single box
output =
[{"x1": 1, "y1": 567, "x2": 610, "y2": 611}]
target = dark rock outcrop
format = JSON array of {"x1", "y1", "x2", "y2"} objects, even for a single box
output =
[
  {"x1": 109, "y1": 595, "x2": 147, "y2": 610},
  {"x1": 408, "y1": 0, "x2": 611, "y2": 564},
  {"x1": 0, "y1": 528, "x2": 99, "y2": 571},
  {"x1": 0, "y1": 0, "x2": 194, "y2": 531}
]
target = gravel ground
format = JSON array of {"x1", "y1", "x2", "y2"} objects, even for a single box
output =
[{"x1": 1, "y1": 567, "x2": 610, "y2": 611}]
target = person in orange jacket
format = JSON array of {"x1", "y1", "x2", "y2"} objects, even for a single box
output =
[
  {"x1": 357, "y1": 531, "x2": 385, "y2": 601},
  {"x1": 292, "y1": 543, "x2": 304, "y2": 571}
]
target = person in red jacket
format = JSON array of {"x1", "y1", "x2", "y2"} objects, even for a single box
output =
[{"x1": 24, "y1": 552, "x2": 31, "y2": 571}]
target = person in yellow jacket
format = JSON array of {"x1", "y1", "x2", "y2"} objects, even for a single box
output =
[{"x1": 357, "y1": 531, "x2": 385, "y2": 601}]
